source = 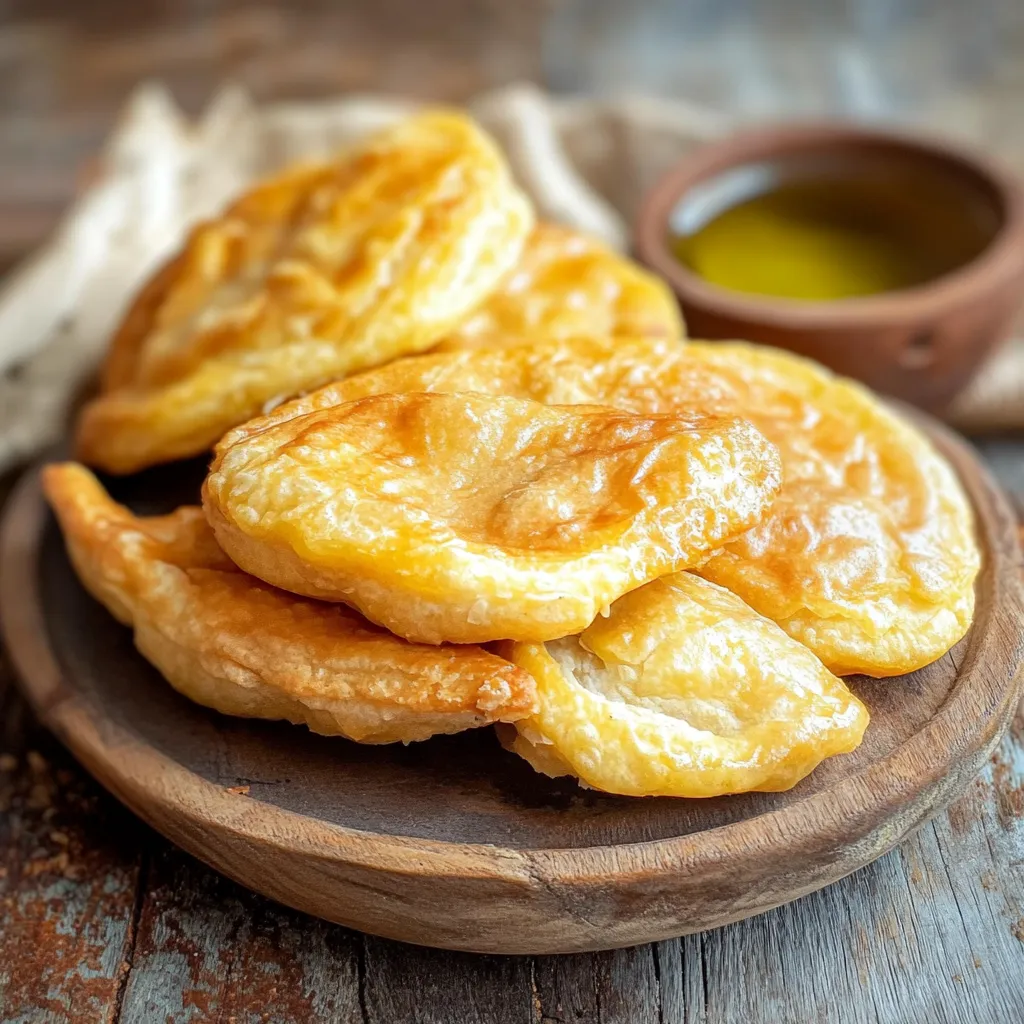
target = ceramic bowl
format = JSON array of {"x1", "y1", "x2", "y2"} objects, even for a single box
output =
[{"x1": 635, "y1": 124, "x2": 1024, "y2": 410}]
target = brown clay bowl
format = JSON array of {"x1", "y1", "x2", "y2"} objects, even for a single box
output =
[{"x1": 635, "y1": 124, "x2": 1024, "y2": 410}]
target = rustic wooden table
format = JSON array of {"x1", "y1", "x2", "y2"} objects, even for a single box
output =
[{"x1": 1, "y1": 3, "x2": 1024, "y2": 1022}]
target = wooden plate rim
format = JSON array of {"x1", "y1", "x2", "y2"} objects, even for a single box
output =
[{"x1": 2, "y1": 418, "x2": 1022, "y2": 893}]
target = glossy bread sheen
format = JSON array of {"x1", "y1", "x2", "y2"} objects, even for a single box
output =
[
  {"x1": 682, "y1": 344, "x2": 980, "y2": 677},
  {"x1": 236, "y1": 336, "x2": 979, "y2": 675},
  {"x1": 214, "y1": 336, "x2": 725, "y2": 451},
  {"x1": 499, "y1": 572, "x2": 869, "y2": 798},
  {"x1": 75, "y1": 110, "x2": 534, "y2": 474},
  {"x1": 42, "y1": 464, "x2": 537, "y2": 743},
  {"x1": 204, "y1": 391, "x2": 782, "y2": 645},
  {"x1": 430, "y1": 222, "x2": 684, "y2": 351}
]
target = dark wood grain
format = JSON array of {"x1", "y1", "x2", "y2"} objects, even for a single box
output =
[
  {"x1": 0, "y1": 0, "x2": 549, "y2": 269},
  {"x1": 2, "y1": 418, "x2": 1022, "y2": 964}
]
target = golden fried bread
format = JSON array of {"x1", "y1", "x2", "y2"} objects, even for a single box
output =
[
  {"x1": 214, "y1": 336, "x2": 714, "y2": 451},
  {"x1": 204, "y1": 391, "x2": 782, "y2": 644},
  {"x1": 498, "y1": 572, "x2": 869, "y2": 797},
  {"x1": 75, "y1": 111, "x2": 534, "y2": 474},
  {"x1": 430, "y1": 222, "x2": 683, "y2": 352},
  {"x1": 43, "y1": 463, "x2": 537, "y2": 743},
  {"x1": 236, "y1": 336, "x2": 978, "y2": 675},
  {"x1": 679, "y1": 344, "x2": 979, "y2": 677},
  {"x1": 97, "y1": 162, "x2": 333, "y2": 393}
]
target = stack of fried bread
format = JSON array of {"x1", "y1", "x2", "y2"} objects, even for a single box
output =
[{"x1": 45, "y1": 111, "x2": 981, "y2": 798}]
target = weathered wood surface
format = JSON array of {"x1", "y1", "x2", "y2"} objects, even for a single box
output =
[
  {"x1": 0, "y1": 447, "x2": 1022, "y2": 1020},
  {"x1": 2, "y1": 1, "x2": 1024, "y2": 1018},
  {"x1": 0, "y1": 0, "x2": 548, "y2": 271}
]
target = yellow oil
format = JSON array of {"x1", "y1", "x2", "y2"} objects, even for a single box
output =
[{"x1": 671, "y1": 174, "x2": 994, "y2": 301}]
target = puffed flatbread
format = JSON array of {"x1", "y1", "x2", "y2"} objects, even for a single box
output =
[
  {"x1": 499, "y1": 572, "x2": 869, "y2": 797},
  {"x1": 430, "y1": 222, "x2": 683, "y2": 352},
  {"x1": 205, "y1": 390, "x2": 782, "y2": 644},
  {"x1": 232, "y1": 336, "x2": 980, "y2": 675},
  {"x1": 44, "y1": 463, "x2": 537, "y2": 743},
  {"x1": 75, "y1": 110, "x2": 534, "y2": 474}
]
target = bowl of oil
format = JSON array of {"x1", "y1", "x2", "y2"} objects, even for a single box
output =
[{"x1": 635, "y1": 124, "x2": 1024, "y2": 409}]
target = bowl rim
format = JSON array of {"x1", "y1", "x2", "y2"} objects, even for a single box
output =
[{"x1": 634, "y1": 121, "x2": 1024, "y2": 329}]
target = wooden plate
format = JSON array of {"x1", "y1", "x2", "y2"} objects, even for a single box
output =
[{"x1": 2, "y1": 422, "x2": 1022, "y2": 955}]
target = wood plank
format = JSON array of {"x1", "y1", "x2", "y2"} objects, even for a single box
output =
[
  {"x1": 974, "y1": 438, "x2": 1024, "y2": 496},
  {"x1": 533, "y1": 946, "x2": 661, "y2": 1024},
  {"x1": 361, "y1": 937, "x2": 534, "y2": 1024},
  {"x1": 118, "y1": 845, "x2": 364, "y2": 1024},
  {"x1": 0, "y1": 678, "x2": 143, "y2": 1024}
]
